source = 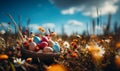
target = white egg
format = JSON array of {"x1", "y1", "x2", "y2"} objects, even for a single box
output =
[
  {"x1": 43, "y1": 47, "x2": 53, "y2": 53},
  {"x1": 48, "y1": 39, "x2": 54, "y2": 47},
  {"x1": 29, "y1": 42, "x2": 37, "y2": 51}
]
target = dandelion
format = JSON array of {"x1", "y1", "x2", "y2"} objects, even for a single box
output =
[
  {"x1": 46, "y1": 64, "x2": 67, "y2": 71},
  {"x1": 63, "y1": 41, "x2": 70, "y2": 49},
  {"x1": 38, "y1": 26, "x2": 45, "y2": 33},
  {"x1": 14, "y1": 58, "x2": 25, "y2": 66}
]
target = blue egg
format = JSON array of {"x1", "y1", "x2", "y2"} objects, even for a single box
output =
[
  {"x1": 52, "y1": 42, "x2": 60, "y2": 53},
  {"x1": 33, "y1": 36, "x2": 41, "y2": 44}
]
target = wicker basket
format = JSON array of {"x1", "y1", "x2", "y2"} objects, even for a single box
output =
[{"x1": 21, "y1": 46, "x2": 60, "y2": 65}]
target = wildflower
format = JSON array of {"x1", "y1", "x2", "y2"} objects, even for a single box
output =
[
  {"x1": 63, "y1": 41, "x2": 70, "y2": 49},
  {"x1": 46, "y1": 64, "x2": 67, "y2": 71},
  {"x1": 73, "y1": 39, "x2": 78, "y2": 43},
  {"x1": 86, "y1": 44, "x2": 105, "y2": 60},
  {"x1": 38, "y1": 26, "x2": 45, "y2": 33},
  {"x1": 0, "y1": 30, "x2": 6, "y2": 34},
  {"x1": 67, "y1": 49, "x2": 72, "y2": 53},
  {"x1": 0, "y1": 54, "x2": 8, "y2": 60},
  {"x1": 70, "y1": 41, "x2": 76, "y2": 46},
  {"x1": 14, "y1": 58, "x2": 25, "y2": 66},
  {"x1": 71, "y1": 52, "x2": 78, "y2": 58}
]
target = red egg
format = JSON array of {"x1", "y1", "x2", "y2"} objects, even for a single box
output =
[
  {"x1": 42, "y1": 36, "x2": 49, "y2": 42},
  {"x1": 39, "y1": 41, "x2": 48, "y2": 49}
]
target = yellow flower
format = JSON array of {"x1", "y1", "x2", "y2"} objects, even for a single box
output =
[
  {"x1": 38, "y1": 26, "x2": 45, "y2": 33},
  {"x1": 46, "y1": 64, "x2": 67, "y2": 71}
]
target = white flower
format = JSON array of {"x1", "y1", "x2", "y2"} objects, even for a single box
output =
[
  {"x1": 86, "y1": 43, "x2": 105, "y2": 58},
  {"x1": 63, "y1": 41, "x2": 70, "y2": 48},
  {"x1": 14, "y1": 58, "x2": 25, "y2": 65},
  {"x1": 0, "y1": 30, "x2": 6, "y2": 34},
  {"x1": 85, "y1": 44, "x2": 90, "y2": 49}
]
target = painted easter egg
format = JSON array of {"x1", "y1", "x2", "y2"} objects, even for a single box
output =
[
  {"x1": 42, "y1": 36, "x2": 49, "y2": 42},
  {"x1": 48, "y1": 39, "x2": 54, "y2": 47},
  {"x1": 33, "y1": 36, "x2": 41, "y2": 44},
  {"x1": 52, "y1": 42, "x2": 60, "y2": 53},
  {"x1": 29, "y1": 42, "x2": 37, "y2": 51},
  {"x1": 43, "y1": 47, "x2": 53, "y2": 53},
  {"x1": 39, "y1": 41, "x2": 48, "y2": 49}
]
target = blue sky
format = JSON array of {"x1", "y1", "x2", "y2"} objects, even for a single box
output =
[{"x1": 0, "y1": 0, "x2": 120, "y2": 35}]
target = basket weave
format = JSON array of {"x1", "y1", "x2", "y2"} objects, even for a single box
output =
[{"x1": 21, "y1": 46, "x2": 60, "y2": 65}]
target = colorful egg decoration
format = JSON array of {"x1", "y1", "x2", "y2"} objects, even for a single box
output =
[
  {"x1": 33, "y1": 36, "x2": 41, "y2": 44},
  {"x1": 42, "y1": 36, "x2": 49, "y2": 42},
  {"x1": 52, "y1": 42, "x2": 60, "y2": 53},
  {"x1": 48, "y1": 39, "x2": 54, "y2": 47},
  {"x1": 39, "y1": 41, "x2": 48, "y2": 49},
  {"x1": 29, "y1": 42, "x2": 37, "y2": 51},
  {"x1": 43, "y1": 47, "x2": 53, "y2": 53}
]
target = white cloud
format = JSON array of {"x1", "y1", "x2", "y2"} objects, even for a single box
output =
[
  {"x1": 61, "y1": 0, "x2": 119, "y2": 17},
  {"x1": 67, "y1": 20, "x2": 83, "y2": 26},
  {"x1": 61, "y1": 7, "x2": 83, "y2": 15},
  {"x1": 0, "y1": 22, "x2": 9, "y2": 27},
  {"x1": 42, "y1": 23, "x2": 55, "y2": 28},
  {"x1": 83, "y1": 1, "x2": 118, "y2": 17},
  {"x1": 61, "y1": 5, "x2": 85, "y2": 15},
  {"x1": 64, "y1": 20, "x2": 85, "y2": 35}
]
